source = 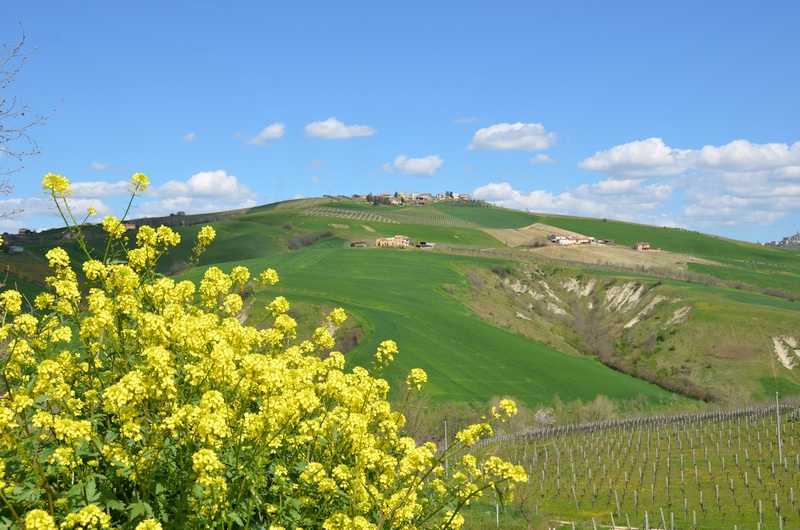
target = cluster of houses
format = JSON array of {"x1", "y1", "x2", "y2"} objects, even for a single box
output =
[
  {"x1": 764, "y1": 232, "x2": 800, "y2": 247},
  {"x1": 547, "y1": 233, "x2": 660, "y2": 252},
  {"x1": 547, "y1": 234, "x2": 598, "y2": 246},
  {"x1": 355, "y1": 192, "x2": 472, "y2": 206}
]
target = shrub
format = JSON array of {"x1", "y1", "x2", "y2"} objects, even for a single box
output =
[
  {"x1": 0, "y1": 173, "x2": 526, "y2": 529},
  {"x1": 289, "y1": 232, "x2": 320, "y2": 251}
]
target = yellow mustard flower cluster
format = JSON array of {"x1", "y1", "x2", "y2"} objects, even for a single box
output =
[{"x1": 0, "y1": 173, "x2": 526, "y2": 529}]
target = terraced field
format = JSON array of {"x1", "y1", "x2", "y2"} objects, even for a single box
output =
[
  {"x1": 302, "y1": 205, "x2": 484, "y2": 229},
  {"x1": 301, "y1": 206, "x2": 400, "y2": 224}
]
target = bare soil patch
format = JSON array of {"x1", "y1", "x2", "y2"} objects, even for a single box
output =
[
  {"x1": 361, "y1": 225, "x2": 375, "y2": 232},
  {"x1": 528, "y1": 243, "x2": 712, "y2": 273},
  {"x1": 484, "y1": 223, "x2": 577, "y2": 247},
  {"x1": 709, "y1": 345, "x2": 762, "y2": 359},
  {"x1": 329, "y1": 223, "x2": 350, "y2": 229}
]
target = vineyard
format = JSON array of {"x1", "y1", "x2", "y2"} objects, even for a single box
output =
[
  {"x1": 302, "y1": 206, "x2": 485, "y2": 229},
  {"x1": 465, "y1": 405, "x2": 800, "y2": 529}
]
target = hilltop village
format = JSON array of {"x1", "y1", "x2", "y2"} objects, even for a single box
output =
[
  {"x1": 764, "y1": 231, "x2": 800, "y2": 247},
  {"x1": 354, "y1": 191, "x2": 479, "y2": 206}
]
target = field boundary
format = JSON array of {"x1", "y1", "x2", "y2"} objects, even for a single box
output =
[{"x1": 472, "y1": 404, "x2": 797, "y2": 450}]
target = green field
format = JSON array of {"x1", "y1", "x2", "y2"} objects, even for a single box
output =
[
  {"x1": 4, "y1": 198, "x2": 800, "y2": 410},
  {"x1": 212, "y1": 247, "x2": 675, "y2": 407}
]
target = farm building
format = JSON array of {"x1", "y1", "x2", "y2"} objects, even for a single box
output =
[
  {"x1": 547, "y1": 234, "x2": 595, "y2": 245},
  {"x1": 634, "y1": 242, "x2": 661, "y2": 251},
  {"x1": 375, "y1": 235, "x2": 411, "y2": 248}
]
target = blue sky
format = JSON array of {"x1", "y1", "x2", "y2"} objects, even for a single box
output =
[{"x1": 1, "y1": 1, "x2": 798, "y2": 243}]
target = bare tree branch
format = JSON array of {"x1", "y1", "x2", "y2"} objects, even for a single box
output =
[{"x1": 0, "y1": 24, "x2": 59, "y2": 178}]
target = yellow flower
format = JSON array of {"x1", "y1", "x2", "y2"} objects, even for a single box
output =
[
  {"x1": 82, "y1": 260, "x2": 106, "y2": 281},
  {"x1": 259, "y1": 268, "x2": 280, "y2": 285},
  {"x1": 198, "y1": 225, "x2": 216, "y2": 245},
  {"x1": 46, "y1": 247, "x2": 71, "y2": 269},
  {"x1": 87, "y1": 206, "x2": 97, "y2": 216},
  {"x1": 230, "y1": 266, "x2": 250, "y2": 285},
  {"x1": 0, "y1": 290, "x2": 23, "y2": 314},
  {"x1": 136, "y1": 225, "x2": 157, "y2": 246},
  {"x1": 406, "y1": 368, "x2": 427, "y2": 390},
  {"x1": 498, "y1": 398, "x2": 517, "y2": 418},
  {"x1": 134, "y1": 520, "x2": 163, "y2": 530},
  {"x1": 327, "y1": 307, "x2": 347, "y2": 326},
  {"x1": 102, "y1": 215, "x2": 125, "y2": 239},
  {"x1": 42, "y1": 172, "x2": 71, "y2": 196},
  {"x1": 62, "y1": 504, "x2": 112, "y2": 529},
  {"x1": 156, "y1": 225, "x2": 180, "y2": 246},
  {"x1": 268, "y1": 296, "x2": 290, "y2": 316},
  {"x1": 374, "y1": 340, "x2": 398, "y2": 366},
  {"x1": 6, "y1": 175, "x2": 529, "y2": 529},
  {"x1": 23, "y1": 509, "x2": 57, "y2": 530},
  {"x1": 130, "y1": 172, "x2": 149, "y2": 192}
]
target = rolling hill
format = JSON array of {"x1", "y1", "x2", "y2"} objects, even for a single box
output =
[{"x1": 3, "y1": 197, "x2": 800, "y2": 410}]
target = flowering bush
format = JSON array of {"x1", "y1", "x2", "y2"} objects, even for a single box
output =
[{"x1": 0, "y1": 173, "x2": 526, "y2": 529}]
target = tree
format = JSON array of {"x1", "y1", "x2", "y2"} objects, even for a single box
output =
[{"x1": 1, "y1": 27, "x2": 57, "y2": 215}]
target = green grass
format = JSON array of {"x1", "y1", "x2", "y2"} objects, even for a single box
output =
[
  {"x1": 238, "y1": 247, "x2": 676, "y2": 408},
  {"x1": 432, "y1": 203, "x2": 538, "y2": 229}
]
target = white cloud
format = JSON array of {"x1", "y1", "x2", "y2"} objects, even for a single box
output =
[
  {"x1": 689, "y1": 139, "x2": 800, "y2": 172},
  {"x1": 468, "y1": 122, "x2": 557, "y2": 151},
  {"x1": 153, "y1": 170, "x2": 256, "y2": 199},
  {"x1": 473, "y1": 179, "x2": 674, "y2": 219},
  {"x1": 383, "y1": 155, "x2": 443, "y2": 177},
  {"x1": 472, "y1": 182, "x2": 605, "y2": 217},
  {"x1": 71, "y1": 181, "x2": 131, "y2": 198},
  {"x1": 574, "y1": 137, "x2": 800, "y2": 235},
  {"x1": 305, "y1": 118, "x2": 376, "y2": 139},
  {"x1": 530, "y1": 154, "x2": 556, "y2": 164},
  {"x1": 578, "y1": 138, "x2": 800, "y2": 179},
  {"x1": 578, "y1": 138, "x2": 688, "y2": 178},
  {"x1": 0, "y1": 195, "x2": 114, "y2": 231},
  {"x1": 475, "y1": 135, "x2": 800, "y2": 240},
  {"x1": 181, "y1": 132, "x2": 197, "y2": 143},
  {"x1": 136, "y1": 170, "x2": 257, "y2": 218},
  {"x1": 309, "y1": 176, "x2": 320, "y2": 184},
  {"x1": 237, "y1": 123, "x2": 286, "y2": 146},
  {"x1": 89, "y1": 161, "x2": 109, "y2": 171}
]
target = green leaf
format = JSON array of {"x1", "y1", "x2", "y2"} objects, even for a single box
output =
[
  {"x1": 128, "y1": 501, "x2": 154, "y2": 520},
  {"x1": 226, "y1": 512, "x2": 244, "y2": 525},
  {"x1": 85, "y1": 478, "x2": 100, "y2": 503},
  {"x1": 103, "y1": 498, "x2": 126, "y2": 512}
]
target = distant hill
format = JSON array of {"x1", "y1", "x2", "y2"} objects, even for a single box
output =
[{"x1": 3, "y1": 197, "x2": 800, "y2": 410}]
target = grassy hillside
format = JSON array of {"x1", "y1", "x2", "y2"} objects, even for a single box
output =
[
  {"x1": 241, "y1": 248, "x2": 675, "y2": 407},
  {"x1": 3, "y1": 197, "x2": 800, "y2": 410}
]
